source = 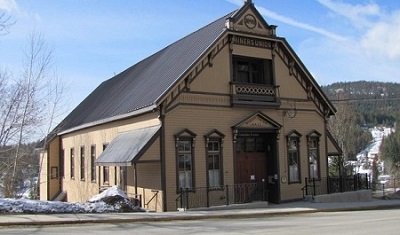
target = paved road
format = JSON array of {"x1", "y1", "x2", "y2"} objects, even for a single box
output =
[{"x1": 1, "y1": 209, "x2": 400, "y2": 234}]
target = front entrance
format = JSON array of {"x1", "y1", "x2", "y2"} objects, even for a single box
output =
[
  {"x1": 235, "y1": 133, "x2": 279, "y2": 203},
  {"x1": 236, "y1": 135, "x2": 266, "y2": 184}
]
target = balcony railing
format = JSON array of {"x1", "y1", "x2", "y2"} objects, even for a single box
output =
[{"x1": 231, "y1": 83, "x2": 280, "y2": 106}]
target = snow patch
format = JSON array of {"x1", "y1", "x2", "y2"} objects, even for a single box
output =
[{"x1": 0, "y1": 186, "x2": 144, "y2": 214}]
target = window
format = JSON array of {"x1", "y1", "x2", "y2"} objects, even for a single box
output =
[
  {"x1": 175, "y1": 129, "x2": 197, "y2": 190},
  {"x1": 102, "y1": 144, "x2": 109, "y2": 184},
  {"x1": 103, "y1": 166, "x2": 109, "y2": 184},
  {"x1": 177, "y1": 140, "x2": 193, "y2": 189},
  {"x1": 51, "y1": 167, "x2": 58, "y2": 179},
  {"x1": 90, "y1": 145, "x2": 96, "y2": 182},
  {"x1": 80, "y1": 146, "x2": 85, "y2": 181},
  {"x1": 287, "y1": 131, "x2": 301, "y2": 183},
  {"x1": 60, "y1": 149, "x2": 64, "y2": 178},
  {"x1": 205, "y1": 129, "x2": 225, "y2": 188},
  {"x1": 207, "y1": 140, "x2": 221, "y2": 187},
  {"x1": 114, "y1": 166, "x2": 118, "y2": 185},
  {"x1": 233, "y1": 56, "x2": 272, "y2": 85},
  {"x1": 70, "y1": 148, "x2": 75, "y2": 179},
  {"x1": 307, "y1": 131, "x2": 321, "y2": 179}
]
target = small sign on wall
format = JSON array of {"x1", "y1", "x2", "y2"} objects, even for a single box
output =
[
  {"x1": 51, "y1": 167, "x2": 58, "y2": 179},
  {"x1": 250, "y1": 175, "x2": 255, "y2": 180}
]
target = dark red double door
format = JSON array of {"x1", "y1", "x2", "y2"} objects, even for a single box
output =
[{"x1": 235, "y1": 134, "x2": 278, "y2": 203}]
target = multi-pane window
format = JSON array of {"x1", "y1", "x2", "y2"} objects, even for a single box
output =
[
  {"x1": 287, "y1": 131, "x2": 301, "y2": 183},
  {"x1": 90, "y1": 145, "x2": 96, "y2": 182},
  {"x1": 205, "y1": 130, "x2": 225, "y2": 188},
  {"x1": 175, "y1": 129, "x2": 196, "y2": 190},
  {"x1": 80, "y1": 146, "x2": 85, "y2": 181},
  {"x1": 232, "y1": 56, "x2": 272, "y2": 85},
  {"x1": 177, "y1": 140, "x2": 193, "y2": 189},
  {"x1": 70, "y1": 148, "x2": 75, "y2": 179},
  {"x1": 308, "y1": 131, "x2": 321, "y2": 179},
  {"x1": 207, "y1": 140, "x2": 222, "y2": 187}
]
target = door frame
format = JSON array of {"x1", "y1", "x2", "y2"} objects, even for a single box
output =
[
  {"x1": 231, "y1": 112, "x2": 282, "y2": 204},
  {"x1": 233, "y1": 131, "x2": 280, "y2": 203}
]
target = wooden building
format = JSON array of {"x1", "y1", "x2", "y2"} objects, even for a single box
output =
[{"x1": 40, "y1": 1, "x2": 341, "y2": 212}]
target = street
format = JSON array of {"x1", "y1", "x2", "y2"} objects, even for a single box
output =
[{"x1": 1, "y1": 209, "x2": 400, "y2": 234}]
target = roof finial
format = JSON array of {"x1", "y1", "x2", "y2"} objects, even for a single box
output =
[{"x1": 245, "y1": 0, "x2": 253, "y2": 5}]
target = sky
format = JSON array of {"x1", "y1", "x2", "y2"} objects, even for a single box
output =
[{"x1": 1, "y1": 0, "x2": 400, "y2": 112}]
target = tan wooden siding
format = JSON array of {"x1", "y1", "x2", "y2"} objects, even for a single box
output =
[
  {"x1": 48, "y1": 137, "x2": 60, "y2": 200},
  {"x1": 138, "y1": 137, "x2": 160, "y2": 162},
  {"x1": 232, "y1": 45, "x2": 273, "y2": 60},
  {"x1": 60, "y1": 113, "x2": 160, "y2": 202},
  {"x1": 164, "y1": 99, "x2": 328, "y2": 206},
  {"x1": 39, "y1": 150, "x2": 48, "y2": 200},
  {"x1": 136, "y1": 162, "x2": 163, "y2": 212},
  {"x1": 190, "y1": 47, "x2": 231, "y2": 94}
]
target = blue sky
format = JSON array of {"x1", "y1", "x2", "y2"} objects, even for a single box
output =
[{"x1": 1, "y1": 0, "x2": 400, "y2": 111}]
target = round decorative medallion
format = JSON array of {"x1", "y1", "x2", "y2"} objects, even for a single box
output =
[
  {"x1": 244, "y1": 14, "x2": 256, "y2": 29},
  {"x1": 281, "y1": 176, "x2": 287, "y2": 184}
]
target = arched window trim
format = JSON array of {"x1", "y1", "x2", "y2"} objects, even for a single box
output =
[
  {"x1": 286, "y1": 130, "x2": 302, "y2": 184},
  {"x1": 175, "y1": 129, "x2": 197, "y2": 192},
  {"x1": 307, "y1": 130, "x2": 321, "y2": 179}
]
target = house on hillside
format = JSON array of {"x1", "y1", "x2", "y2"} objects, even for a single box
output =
[{"x1": 39, "y1": 0, "x2": 341, "y2": 212}]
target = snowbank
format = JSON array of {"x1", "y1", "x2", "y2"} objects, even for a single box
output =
[{"x1": 0, "y1": 186, "x2": 144, "y2": 214}]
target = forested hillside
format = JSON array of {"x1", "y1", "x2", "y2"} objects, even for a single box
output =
[{"x1": 321, "y1": 81, "x2": 400, "y2": 127}]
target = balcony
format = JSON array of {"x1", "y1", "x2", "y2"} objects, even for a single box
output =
[{"x1": 231, "y1": 83, "x2": 280, "y2": 107}]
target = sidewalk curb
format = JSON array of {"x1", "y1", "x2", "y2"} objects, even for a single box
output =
[
  {"x1": 2, "y1": 204, "x2": 399, "y2": 227},
  {"x1": 0, "y1": 209, "x2": 318, "y2": 227}
]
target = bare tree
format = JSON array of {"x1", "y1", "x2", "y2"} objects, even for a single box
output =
[
  {"x1": 0, "y1": 31, "x2": 66, "y2": 198},
  {"x1": 34, "y1": 70, "x2": 68, "y2": 199},
  {"x1": 0, "y1": 11, "x2": 15, "y2": 35}
]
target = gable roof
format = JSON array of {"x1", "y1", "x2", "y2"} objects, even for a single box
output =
[
  {"x1": 53, "y1": 1, "x2": 335, "y2": 137},
  {"x1": 56, "y1": 10, "x2": 238, "y2": 135}
]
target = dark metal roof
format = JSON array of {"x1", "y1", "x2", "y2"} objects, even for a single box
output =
[
  {"x1": 95, "y1": 125, "x2": 161, "y2": 166},
  {"x1": 56, "y1": 10, "x2": 237, "y2": 134}
]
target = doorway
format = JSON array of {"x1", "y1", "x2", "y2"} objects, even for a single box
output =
[{"x1": 235, "y1": 133, "x2": 279, "y2": 203}]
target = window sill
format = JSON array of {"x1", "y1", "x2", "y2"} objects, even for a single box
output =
[{"x1": 288, "y1": 181, "x2": 302, "y2": 185}]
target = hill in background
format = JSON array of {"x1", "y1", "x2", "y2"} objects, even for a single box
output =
[{"x1": 321, "y1": 81, "x2": 400, "y2": 127}]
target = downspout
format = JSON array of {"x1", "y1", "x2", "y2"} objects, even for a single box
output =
[{"x1": 159, "y1": 103, "x2": 167, "y2": 211}]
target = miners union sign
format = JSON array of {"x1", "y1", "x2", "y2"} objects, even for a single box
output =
[{"x1": 244, "y1": 14, "x2": 256, "y2": 29}]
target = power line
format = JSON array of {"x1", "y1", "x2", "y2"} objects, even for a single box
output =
[{"x1": 329, "y1": 96, "x2": 400, "y2": 102}]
